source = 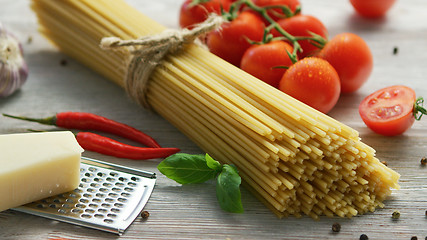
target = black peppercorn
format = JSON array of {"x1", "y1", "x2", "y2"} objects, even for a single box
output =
[
  {"x1": 332, "y1": 222, "x2": 341, "y2": 232},
  {"x1": 360, "y1": 234, "x2": 369, "y2": 240},
  {"x1": 421, "y1": 157, "x2": 427, "y2": 165},
  {"x1": 392, "y1": 210, "x2": 400, "y2": 219},
  {"x1": 411, "y1": 236, "x2": 417, "y2": 240},
  {"x1": 141, "y1": 210, "x2": 150, "y2": 219}
]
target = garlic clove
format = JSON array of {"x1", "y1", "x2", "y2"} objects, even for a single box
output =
[{"x1": 0, "y1": 23, "x2": 28, "y2": 98}]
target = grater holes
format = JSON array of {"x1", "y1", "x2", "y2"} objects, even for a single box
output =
[
  {"x1": 106, "y1": 177, "x2": 115, "y2": 182},
  {"x1": 111, "y1": 208, "x2": 120, "y2": 213},
  {"x1": 114, "y1": 203, "x2": 124, "y2": 208},
  {"x1": 98, "y1": 208, "x2": 108, "y2": 213},
  {"x1": 115, "y1": 182, "x2": 125, "y2": 187},
  {"x1": 96, "y1": 193, "x2": 105, "y2": 198},
  {"x1": 71, "y1": 208, "x2": 83, "y2": 214},
  {"x1": 97, "y1": 172, "x2": 105, "y2": 177},
  {"x1": 121, "y1": 192, "x2": 131, "y2": 197},
  {"x1": 88, "y1": 167, "x2": 97, "y2": 172},
  {"x1": 131, "y1": 176, "x2": 140, "y2": 182},
  {"x1": 99, "y1": 188, "x2": 109, "y2": 193},
  {"x1": 90, "y1": 183, "x2": 100, "y2": 188},
  {"x1": 101, "y1": 203, "x2": 111, "y2": 208},
  {"x1": 105, "y1": 198, "x2": 115, "y2": 203},
  {"x1": 110, "y1": 172, "x2": 119, "y2": 177},
  {"x1": 58, "y1": 208, "x2": 68, "y2": 214},
  {"x1": 128, "y1": 182, "x2": 137, "y2": 187},
  {"x1": 85, "y1": 209, "x2": 95, "y2": 214},
  {"x1": 118, "y1": 177, "x2": 127, "y2": 182},
  {"x1": 81, "y1": 178, "x2": 90, "y2": 183},
  {"x1": 111, "y1": 187, "x2": 121, "y2": 193},
  {"x1": 92, "y1": 198, "x2": 102, "y2": 203},
  {"x1": 89, "y1": 203, "x2": 98, "y2": 208},
  {"x1": 94, "y1": 214, "x2": 104, "y2": 219},
  {"x1": 124, "y1": 187, "x2": 134, "y2": 192},
  {"x1": 85, "y1": 172, "x2": 94, "y2": 178},
  {"x1": 102, "y1": 183, "x2": 112, "y2": 188},
  {"x1": 79, "y1": 199, "x2": 90, "y2": 204},
  {"x1": 83, "y1": 193, "x2": 92, "y2": 198},
  {"x1": 81, "y1": 214, "x2": 92, "y2": 219},
  {"x1": 104, "y1": 219, "x2": 114, "y2": 224},
  {"x1": 108, "y1": 193, "x2": 119, "y2": 198},
  {"x1": 107, "y1": 213, "x2": 117, "y2": 218},
  {"x1": 117, "y1": 198, "x2": 127, "y2": 203},
  {"x1": 94, "y1": 177, "x2": 103, "y2": 182},
  {"x1": 75, "y1": 203, "x2": 85, "y2": 209},
  {"x1": 87, "y1": 188, "x2": 97, "y2": 193}
]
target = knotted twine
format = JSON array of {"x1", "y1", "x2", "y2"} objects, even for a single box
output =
[{"x1": 100, "y1": 14, "x2": 225, "y2": 109}]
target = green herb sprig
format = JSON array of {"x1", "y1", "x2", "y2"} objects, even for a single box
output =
[{"x1": 157, "y1": 153, "x2": 243, "y2": 213}]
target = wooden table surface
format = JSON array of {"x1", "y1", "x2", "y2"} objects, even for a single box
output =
[{"x1": 1, "y1": 0, "x2": 427, "y2": 239}]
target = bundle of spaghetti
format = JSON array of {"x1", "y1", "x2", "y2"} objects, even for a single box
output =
[{"x1": 31, "y1": 0, "x2": 400, "y2": 219}]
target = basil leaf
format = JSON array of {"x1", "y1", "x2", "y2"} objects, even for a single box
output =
[
  {"x1": 157, "y1": 153, "x2": 220, "y2": 184},
  {"x1": 205, "y1": 153, "x2": 222, "y2": 171},
  {"x1": 216, "y1": 164, "x2": 243, "y2": 213}
]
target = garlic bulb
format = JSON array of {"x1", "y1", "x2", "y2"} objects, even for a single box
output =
[{"x1": 0, "y1": 23, "x2": 28, "y2": 97}]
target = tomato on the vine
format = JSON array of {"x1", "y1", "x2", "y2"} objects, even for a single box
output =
[
  {"x1": 252, "y1": 0, "x2": 301, "y2": 21},
  {"x1": 350, "y1": 0, "x2": 397, "y2": 18},
  {"x1": 279, "y1": 57, "x2": 340, "y2": 114},
  {"x1": 240, "y1": 40, "x2": 294, "y2": 88},
  {"x1": 359, "y1": 85, "x2": 426, "y2": 136},
  {"x1": 206, "y1": 11, "x2": 265, "y2": 66},
  {"x1": 317, "y1": 32, "x2": 373, "y2": 93},
  {"x1": 179, "y1": 0, "x2": 232, "y2": 29},
  {"x1": 271, "y1": 14, "x2": 328, "y2": 59}
]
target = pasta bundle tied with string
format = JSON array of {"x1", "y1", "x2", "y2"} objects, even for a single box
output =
[{"x1": 31, "y1": 0, "x2": 400, "y2": 219}]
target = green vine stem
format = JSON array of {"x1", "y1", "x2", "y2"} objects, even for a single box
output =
[
  {"x1": 414, "y1": 97, "x2": 427, "y2": 120},
  {"x1": 225, "y1": 0, "x2": 327, "y2": 62}
]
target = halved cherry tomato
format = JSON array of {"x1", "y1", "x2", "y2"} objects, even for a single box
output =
[
  {"x1": 359, "y1": 85, "x2": 426, "y2": 136},
  {"x1": 271, "y1": 14, "x2": 328, "y2": 59},
  {"x1": 179, "y1": 0, "x2": 232, "y2": 29},
  {"x1": 350, "y1": 0, "x2": 397, "y2": 18},
  {"x1": 317, "y1": 32, "x2": 373, "y2": 93},
  {"x1": 206, "y1": 11, "x2": 265, "y2": 66},
  {"x1": 240, "y1": 40, "x2": 294, "y2": 88},
  {"x1": 279, "y1": 57, "x2": 341, "y2": 114}
]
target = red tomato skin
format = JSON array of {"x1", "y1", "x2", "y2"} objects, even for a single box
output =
[
  {"x1": 179, "y1": 0, "x2": 232, "y2": 29},
  {"x1": 240, "y1": 41, "x2": 294, "y2": 88},
  {"x1": 271, "y1": 14, "x2": 328, "y2": 59},
  {"x1": 359, "y1": 85, "x2": 416, "y2": 136},
  {"x1": 279, "y1": 57, "x2": 341, "y2": 114},
  {"x1": 350, "y1": 0, "x2": 397, "y2": 18},
  {"x1": 206, "y1": 11, "x2": 265, "y2": 66},
  {"x1": 317, "y1": 33, "x2": 373, "y2": 93}
]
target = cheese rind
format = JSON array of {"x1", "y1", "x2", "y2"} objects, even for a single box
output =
[{"x1": 0, "y1": 131, "x2": 84, "y2": 212}]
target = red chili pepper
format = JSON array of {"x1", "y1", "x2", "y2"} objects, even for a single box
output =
[
  {"x1": 3, "y1": 112, "x2": 161, "y2": 148},
  {"x1": 76, "y1": 132, "x2": 180, "y2": 160}
]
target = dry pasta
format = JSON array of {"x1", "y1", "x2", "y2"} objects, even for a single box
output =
[{"x1": 31, "y1": 0, "x2": 400, "y2": 219}]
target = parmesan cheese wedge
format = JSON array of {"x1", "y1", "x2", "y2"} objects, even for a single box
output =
[{"x1": 0, "y1": 131, "x2": 84, "y2": 212}]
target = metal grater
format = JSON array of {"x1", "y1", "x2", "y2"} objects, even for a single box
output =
[{"x1": 12, "y1": 157, "x2": 156, "y2": 235}]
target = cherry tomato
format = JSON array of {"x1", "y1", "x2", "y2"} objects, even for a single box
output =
[
  {"x1": 271, "y1": 14, "x2": 328, "y2": 59},
  {"x1": 179, "y1": 0, "x2": 232, "y2": 29},
  {"x1": 252, "y1": 0, "x2": 301, "y2": 21},
  {"x1": 317, "y1": 33, "x2": 373, "y2": 93},
  {"x1": 350, "y1": 0, "x2": 397, "y2": 18},
  {"x1": 240, "y1": 41, "x2": 294, "y2": 88},
  {"x1": 206, "y1": 11, "x2": 265, "y2": 66},
  {"x1": 279, "y1": 57, "x2": 340, "y2": 114},
  {"x1": 358, "y1": 85, "x2": 426, "y2": 136}
]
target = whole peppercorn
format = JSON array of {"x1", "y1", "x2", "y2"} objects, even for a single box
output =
[
  {"x1": 360, "y1": 234, "x2": 369, "y2": 240},
  {"x1": 392, "y1": 210, "x2": 400, "y2": 219},
  {"x1": 421, "y1": 157, "x2": 427, "y2": 165},
  {"x1": 332, "y1": 222, "x2": 341, "y2": 233},
  {"x1": 411, "y1": 236, "x2": 418, "y2": 240},
  {"x1": 140, "y1": 210, "x2": 150, "y2": 219}
]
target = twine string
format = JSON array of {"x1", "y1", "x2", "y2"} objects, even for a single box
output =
[{"x1": 100, "y1": 14, "x2": 225, "y2": 109}]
